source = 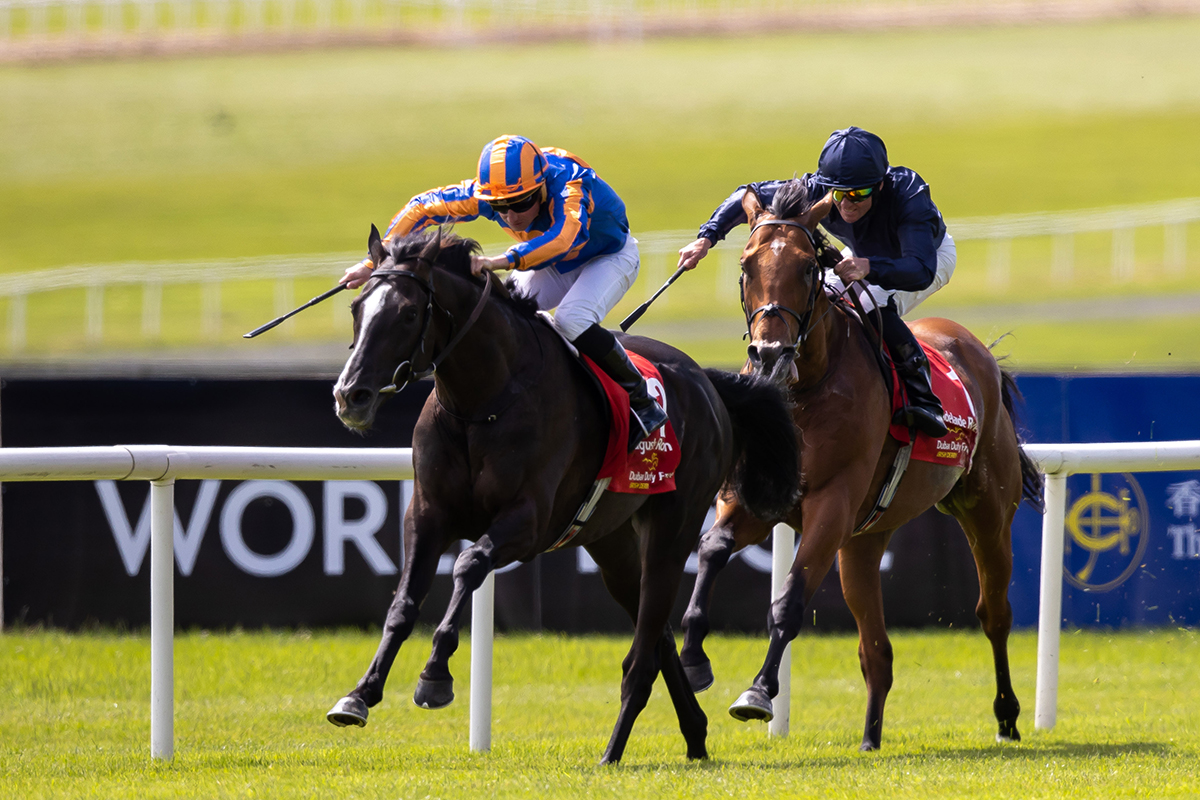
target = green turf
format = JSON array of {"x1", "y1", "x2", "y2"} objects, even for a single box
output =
[
  {"x1": 3, "y1": 17, "x2": 1200, "y2": 367},
  {"x1": 2, "y1": 628, "x2": 1197, "y2": 797}
]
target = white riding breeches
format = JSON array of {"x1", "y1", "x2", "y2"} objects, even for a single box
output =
[
  {"x1": 508, "y1": 233, "x2": 640, "y2": 341},
  {"x1": 825, "y1": 232, "x2": 957, "y2": 317}
]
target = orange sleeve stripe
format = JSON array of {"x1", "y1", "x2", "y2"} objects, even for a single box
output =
[{"x1": 516, "y1": 178, "x2": 585, "y2": 269}]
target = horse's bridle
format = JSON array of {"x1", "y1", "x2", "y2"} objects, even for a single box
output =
[
  {"x1": 364, "y1": 260, "x2": 493, "y2": 395},
  {"x1": 740, "y1": 218, "x2": 825, "y2": 348}
]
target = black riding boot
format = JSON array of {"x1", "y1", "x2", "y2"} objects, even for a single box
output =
[
  {"x1": 573, "y1": 324, "x2": 669, "y2": 451},
  {"x1": 879, "y1": 303, "x2": 949, "y2": 438}
]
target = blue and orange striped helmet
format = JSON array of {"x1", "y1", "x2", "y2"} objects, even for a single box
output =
[{"x1": 474, "y1": 135, "x2": 548, "y2": 202}]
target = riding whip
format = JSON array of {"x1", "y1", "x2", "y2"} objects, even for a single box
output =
[
  {"x1": 242, "y1": 283, "x2": 348, "y2": 339},
  {"x1": 619, "y1": 265, "x2": 687, "y2": 332}
]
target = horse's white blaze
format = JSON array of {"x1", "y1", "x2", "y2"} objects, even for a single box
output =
[{"x1": 335, "y1": 285, "x2": 394, "y2": 401}]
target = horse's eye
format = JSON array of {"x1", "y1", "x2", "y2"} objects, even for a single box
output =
[{"x1": 401, "y1": 306, "x2": 419, "y2": 324}]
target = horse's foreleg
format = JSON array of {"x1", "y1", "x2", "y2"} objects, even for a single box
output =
[
  {"x1": 415, "y1": 504, "x2": 535, "y2": 710},
  {"x1": 328, "y1": 519, "x2": 444, "y2": 727},
  {"x1": 730, "y1": 496, "x2": 848, "y2": 723},
  {"x1": 838, "y1": 532, "x2": 894, "y2": 751}
]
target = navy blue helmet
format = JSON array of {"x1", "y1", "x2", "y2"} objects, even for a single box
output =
[{"x1": 814, "y1": 127, "x2": 889, "y2": 190}]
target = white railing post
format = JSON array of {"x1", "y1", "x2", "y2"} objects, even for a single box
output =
[
  {"x1": 142, "y1": 279, "x2": 163, "y2": 338},
  {"x1": 150, "y1": 477, "x2": 175, "y2": 760},
  {"x1": 1051, "y1": 232, "x2": 1073, "y2": 285},
  {"x1": 987, "y1": 237, "x2": 1010, "y2": 289},
  {"x1": 8, "y1": 292, "x2": 26, "y2": 353},
  {"x1": 469, "y1": 569, "x2": 495, "y2": 752},
  {"x1": 1165, "y1": 222, "x2": 1187, "y2": 277},
  {"x1": 1035, "y1": 471, "x2": 1067, "y2": 731},
  {"x1": 769, "y1": 522, "x2": 793, "y2": 737},
  {"x1": 87, "y1": 284, "x2": 104, "y2": 343},
  {"x1": 274, "y1": 277, "x2": 294, "y2": 337},
  {"x1": 202, "y1": 280, "x2": 221, "y2": 340},
  {"x1": 1112, "y1": 226, "x2": 1136, "y2": 281}
]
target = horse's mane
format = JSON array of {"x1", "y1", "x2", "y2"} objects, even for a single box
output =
[
  {"x1": 383, "y1": 229, "x2": 540, "y2": 319},
  {"x1": 766, "y1": 179, "x2": 844, "y2": 273}
]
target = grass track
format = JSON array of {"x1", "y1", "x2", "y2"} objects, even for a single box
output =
[{"x1": 3, "y1": 628, "x2": 1198, "y2": 797}]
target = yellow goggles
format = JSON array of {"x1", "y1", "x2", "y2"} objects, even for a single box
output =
[{"x1": 832, "y1": 187, "x2": 876, "y2": 204}]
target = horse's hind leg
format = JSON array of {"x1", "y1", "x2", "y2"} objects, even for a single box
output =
[
  {"x1": 838, "y1": 531, "x2": 895, "y2": 751},
  {"x1": 592, "y1": 508, "x2": 708, "y2": 764},
  {"x1": 680, "y1": 498, "x2": 771, "y2": 693},
  {"x1": 950, "y1": 471, "x2": 1023, "y2": 742}
]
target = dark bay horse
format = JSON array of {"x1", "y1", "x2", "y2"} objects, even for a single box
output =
[
  {"x1": 326, "y1": 227, "x2": 799, "y2": 764},
  {"x1": 678, "y1": 181, "x2": 1043, "y2": 751}
]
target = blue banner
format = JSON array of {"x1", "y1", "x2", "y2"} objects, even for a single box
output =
[{"x1": 1011, "y1": 375, "x2": 1200, "y2": 628}]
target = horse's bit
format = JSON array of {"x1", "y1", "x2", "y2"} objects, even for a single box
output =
[
  {"x1": 365, "y1": 261, "x2": 493, "y2": 395},
  {"x1": 740, "y1": 218, "x2": 826, "y2": 348}
]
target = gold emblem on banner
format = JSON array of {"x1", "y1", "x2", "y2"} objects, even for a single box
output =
[{"x1": 1063, "y1": 473, "x2": 1148, "y2": 592}]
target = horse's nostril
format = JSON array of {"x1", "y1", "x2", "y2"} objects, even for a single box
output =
[{"x1": 349, "y1": 388, "x2": 374, "y2": 408}]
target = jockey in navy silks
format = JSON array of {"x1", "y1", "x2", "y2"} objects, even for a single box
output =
[
  {"x1": 341, "y1": 134, "x2": 668, "y2": 449},
  {"x1": 677, "y1": 126, "x2": 954, "y2": 438}
]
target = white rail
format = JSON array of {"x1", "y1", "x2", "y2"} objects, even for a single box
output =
[
  {"x1": 0, "y1": 445, "x2": 507, "y2": 760},
  {"x1": 1, "y1": 0, "x2": 1135, "y2": 50},
  {"x1": 1020, "y1": 441, "x2": 1200, "y2": 730},
  {"x1": 2, "y1": 197, "x2": 1198, "y2": 354},
  {"x1": 767, "y1": 440, "x2": 1200, "y2": 738}
]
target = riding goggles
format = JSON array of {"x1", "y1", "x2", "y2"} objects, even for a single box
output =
[
  {"x1": 489, "y1": 191, "x2": 540, "y2": 214},
  {"x1": 832, "y1": 187, "x2": 876, "y2": 204}
]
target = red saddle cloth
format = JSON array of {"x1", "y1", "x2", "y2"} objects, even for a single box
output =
[
  {"x1": 581, "y1": 351, "x2": 681, "y2": 494},
  {"x1": 888, "y1": 342, "x2": 979, "y2": 470}
]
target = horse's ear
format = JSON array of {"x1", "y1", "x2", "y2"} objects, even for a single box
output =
[
  {"x1": 419, "y1": 226, "x2": 443, "y2": 265},
  {"x1": 801, "y1": 191, "x2": 834, "y2": 229},
  {"x1": 741, "y1": 188, "x2": 766, "y2": 226},
  {"x1": 368, "y1": 224, "x2": 386, "y2": 267}
]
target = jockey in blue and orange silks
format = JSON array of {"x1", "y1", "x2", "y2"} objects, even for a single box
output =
[{"x1": 341, "y1": 134, "x2": 668, "y2": 450}]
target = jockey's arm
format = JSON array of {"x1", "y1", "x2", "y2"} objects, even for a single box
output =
[
  {"x1": 342, "y1": 181, "x2": 482, "y2": 287},
  {"x1": 680, "y1": 179, "x2": 791, "y2": 270}
]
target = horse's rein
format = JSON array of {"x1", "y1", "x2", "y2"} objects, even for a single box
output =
[
  {"x1": 369, "y1": 262, "x2": 494, "y2": 395},
  {"x1": 741, "y1": 218, "x2": 826, "y2": 347}
]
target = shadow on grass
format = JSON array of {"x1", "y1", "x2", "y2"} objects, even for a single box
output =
[{"x1": 611, "y1": 740, "x2": 1173, "y2": 773}]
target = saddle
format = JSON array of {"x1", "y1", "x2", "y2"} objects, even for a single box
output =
[
  {"x1": 535, "y1": 314, "x2": 681, "y2": 550},
  {"x1": 829, "y1": 290, "x2": 980, "y2": 533}
]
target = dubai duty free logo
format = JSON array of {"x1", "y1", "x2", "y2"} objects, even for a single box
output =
[{"x1": 1063, "y1": 473, "x2": 1148, "y2": 593}]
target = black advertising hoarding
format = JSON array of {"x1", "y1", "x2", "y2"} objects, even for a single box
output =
[{"x1": 1, "y1": 377, "x2": 982, "y2": 632}]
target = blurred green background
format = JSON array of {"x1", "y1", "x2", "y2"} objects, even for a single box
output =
[{"x1": 3, "y1": 15, "x2": 1200, "y2": 368}]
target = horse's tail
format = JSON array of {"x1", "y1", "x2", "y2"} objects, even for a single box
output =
[
  {"x1": 704, "y1": 368, "x2": 800, "y2": 521},
  {"x1": 998, "y1": 366, "x2": 1046, "y2": 513}
]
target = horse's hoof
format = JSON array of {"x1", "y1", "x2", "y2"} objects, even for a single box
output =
[
  {"x1": 326, "y1": 696, "x2": 368, "y2": 728},
  {"x1": 728, "y1": 688, "x2": 774, "y2": 722},
  {"x1": 413, "y1": 677, "x2": 454, "y2": 710},
  {"x1": 683, "y1": 660, "x2": 714, "y2": 693},
  {"x1": 859, "y1": 740, "x2": 879, "y2": 752},
  {"x1": 997, "y1": 720, "x2": 1021, "y2": 742}
]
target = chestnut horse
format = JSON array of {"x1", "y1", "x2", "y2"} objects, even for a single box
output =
[
  {"x1": 678, "y1": 181, "x2": 1043, "y2": 750},
  {"x1": 325, "y1": 227, "x2": 799, "y2": 764}
]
